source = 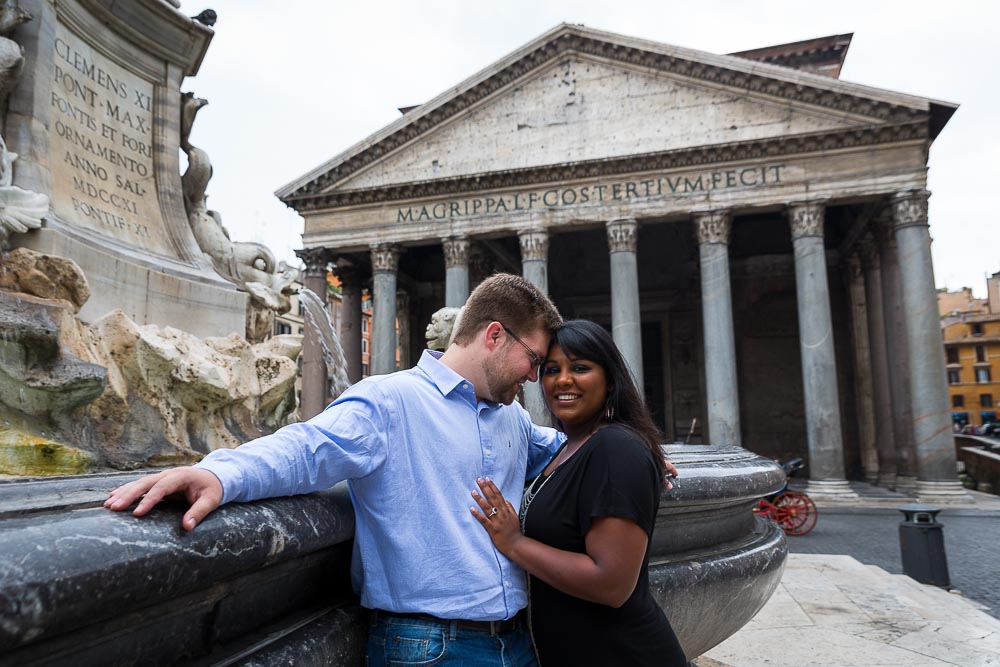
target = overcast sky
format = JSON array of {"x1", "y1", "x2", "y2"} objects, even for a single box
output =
[{"x1": 184, "y1": 0, "x2": 999, "y2": 296}]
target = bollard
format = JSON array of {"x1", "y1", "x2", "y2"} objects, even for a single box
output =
[{"x1": 897, "y1": 503, "x2": 950, "y2": 587}]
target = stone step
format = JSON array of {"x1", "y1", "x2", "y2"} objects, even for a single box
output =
[
  {"x1": 702, "y1": 554, "x2": 1000, "y2": 667},
  {"x1": 850, "y1": 564, "x2": 991, "y2": 620},
  {"x1": 886, "y1": 572, "x2": 992, "y2": 613},
  {"x1": 854, "y1": 563, "x2": 983, "y2": 614}
]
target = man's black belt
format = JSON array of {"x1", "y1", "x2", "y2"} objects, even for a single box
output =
[{"x1": 373, "y1": 609, "x2": 525, "y2": 636}]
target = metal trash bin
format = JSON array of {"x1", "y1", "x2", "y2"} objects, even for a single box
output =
[{"x1": 897, "y1": 503, "x2": 950, "y2": 587}]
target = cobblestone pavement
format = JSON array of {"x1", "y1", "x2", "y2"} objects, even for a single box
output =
[{"x1": 785, "y1": 507, "x2": 1000, "y2": 619}]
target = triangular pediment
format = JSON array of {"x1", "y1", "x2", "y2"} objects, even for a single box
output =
[
  {"x1": 332, "y1": 57, "x2": 876, "y2": 192},
  {"x1": 277, "y1": 24, "x2": 953, "y2": 206}
]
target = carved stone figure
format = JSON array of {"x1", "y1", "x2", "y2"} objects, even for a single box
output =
[
  {"x1": 425, "y1": 306, "x2": 462, "y2": 351},
  {"x1": 0, "y1": 254, "x2": 303, "y2": 474},
  {"x1": 0, "y1": 1, "x2": 304, "y2": 476},
  {"x1": 0, "y1": 1, "x2": 31, "y2": 134},
  {"x1": 0, "y1": 0, "x2": 31, "y2": 33},
  {"x1": 0, "y1": 134, "x2": 48, "y2": 249},
  {"x1": 179, "y1": 92, "x2": 297, "y2": 341}
]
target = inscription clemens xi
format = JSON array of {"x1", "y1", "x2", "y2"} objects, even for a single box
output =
[{"x1": 49, "y1": 26, "x2": 174, "y2": 256}]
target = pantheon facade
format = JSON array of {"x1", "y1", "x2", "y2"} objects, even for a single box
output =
[{"x1": 279, "y1": 26, "x2": 964, "y2": 500}]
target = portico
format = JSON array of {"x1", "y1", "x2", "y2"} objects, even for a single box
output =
[{"x1": 277, "y1": 25, "x2": 965, "y2": 499}]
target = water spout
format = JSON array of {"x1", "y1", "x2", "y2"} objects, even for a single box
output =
[{"x1": 298, "y1": 287, "x2": 350, "y2": 401}]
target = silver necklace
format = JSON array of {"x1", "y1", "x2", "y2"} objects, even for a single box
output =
[
  {"x1": 519, "y1": 440, "x2": 578, "y2": 531},
  {"x1": 519, "y1": 470, "x2": 554, "y2": 532},
  {"x1": 520, "y1": 430, "x2": 599, "y2": 531}
]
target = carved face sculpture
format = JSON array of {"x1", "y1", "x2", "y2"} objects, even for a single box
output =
[{"x1": 425, "y1": 307, "x2": 461, "y2": 351}]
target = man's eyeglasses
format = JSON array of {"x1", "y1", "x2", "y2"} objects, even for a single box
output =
[{"x1": 498, "y1": 323, "x2": 543, "y2": 370}]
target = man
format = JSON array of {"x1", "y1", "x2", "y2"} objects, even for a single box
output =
[{"x1": 106, "y1": 273, "x2": 563, "y2": 666}]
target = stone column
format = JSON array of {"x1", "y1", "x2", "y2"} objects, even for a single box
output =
[
  {"x1": 297, "y1": 248, "x2": 330, "y2": 420},
  {"x1": 607, "y1": 218, "x2": 644, "y2": 392},
  {"x1": 845, "y1": 253, "x2": 879, "y2": 483},
  {"x1": 860, "y1": 239, "x2": 898, "y2": 488},
  {"x1": 396, "y1": 290, "x2": 411, "y2": 369},
  {"x1": 519, "y1": 229, "x2": 549, "y2": 295},
  {"x1": 518, "y1": 229, "x2": 551, "y2": 426},
  {"x1": 878, "y1": 223, "x2": 918, "y2": 492},
  {"x1": 335, "y1": 264, "x2": 364, "y2": 384},
  {"x1": 694, "y1": 210, "x2": 741, "y2": 446},
  {"x1": 891, "y1": 190, "x2": 968, "y2": 500},
  {"x1": 370, "y1": 243, "x2": 400, "y2": 376},
  {"x1": 787, "y1": 202, "x2": 853, "y2": 496},
  {"x1": 442, "y1": 236, "x2": 470, "y2": 308}
]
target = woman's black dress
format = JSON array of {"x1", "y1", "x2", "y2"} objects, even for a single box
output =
[{"x1": 521, "y1": 425, "x2": 687, "y2": 666}]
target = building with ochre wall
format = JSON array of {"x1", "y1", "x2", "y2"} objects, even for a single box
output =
[{"x1": 943, "y1": 273, "x2": 1000, "y2": 428}]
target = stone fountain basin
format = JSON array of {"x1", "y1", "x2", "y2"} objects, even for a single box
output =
[
  {"x1": 651, "y1": 444, "x2": 787, "y2": 658},
  {"x1": 0, "y1": 445, "x2": 785, "y2": 664}
]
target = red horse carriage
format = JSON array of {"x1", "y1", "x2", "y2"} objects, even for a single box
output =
[{"x1": 754, "y1": 458, "x2": 818, "y2": 536}]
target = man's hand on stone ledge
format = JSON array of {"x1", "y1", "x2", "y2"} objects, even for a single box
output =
[{"x1": 104, "y1": 467, "x2": 223, "y2": 531}]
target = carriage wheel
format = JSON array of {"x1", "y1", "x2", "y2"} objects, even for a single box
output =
[{"x1": 772, "y1": 491, "x2": 818, "y2": 536}]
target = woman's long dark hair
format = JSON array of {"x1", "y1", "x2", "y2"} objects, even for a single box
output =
[{"x1": 546, "y1": 319, "x2": 666, "y2": 479}]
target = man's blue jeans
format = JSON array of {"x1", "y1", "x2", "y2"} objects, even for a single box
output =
[{"x1": 366, "y1": 613, "x2": 537, "y2": 667}]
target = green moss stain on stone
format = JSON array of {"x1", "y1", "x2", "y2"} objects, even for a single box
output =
[{"x1": 0, "y1": 430, "x2": 95, "y2": 476}]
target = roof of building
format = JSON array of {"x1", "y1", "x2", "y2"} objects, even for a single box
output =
[
  {"x1": 729, "y1": 33, "x2": 853, "y2": 79},
  {"x1": 276, "y1": 23, "x2": 959, "y2": 203},
  {"x1": 942, "y1": 309, "x2": 1000, "y2": 342}
]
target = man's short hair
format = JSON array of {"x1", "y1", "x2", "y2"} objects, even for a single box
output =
[{"x1": 451, "y1": 273, "x2": 562, "y2": 345}]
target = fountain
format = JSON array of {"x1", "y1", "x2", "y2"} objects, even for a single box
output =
[
  {"x1": 0, "y1": 254, "x2": 305, "y2": 473},
  {"x1": 0, "y1": 442, "x2": 785, "y2": 664},
  {"x1": 298, "y1": 287, "x2": 351, "y2": 401},
  {"x1": 0, "y1": 1, "x2": 786, "y2": 663},
  {"x1": 0, "y1": 1, "x2": 306, "y2": 474}
]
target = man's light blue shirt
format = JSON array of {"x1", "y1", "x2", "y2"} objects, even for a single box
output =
[{"x1": 196, "y1": 349, "x2": 562, "y2": 621}]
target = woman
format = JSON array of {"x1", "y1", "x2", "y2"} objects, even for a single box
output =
[{"x1": 471, "y1": 319, "x2": 687, "y2": 665}]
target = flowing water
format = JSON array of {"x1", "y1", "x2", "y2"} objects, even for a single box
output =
[{"x1": 297, "y1": 287, "x2": 351, "y2": 400}]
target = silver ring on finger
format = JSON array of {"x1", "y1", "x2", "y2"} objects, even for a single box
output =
[{"x1": 489, "y1": 506, "x2": 498, "y2": 518}]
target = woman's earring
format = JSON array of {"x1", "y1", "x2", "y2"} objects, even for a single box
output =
[{"x1": 604, "y1": 403, "x2": 615, "y2": 421}]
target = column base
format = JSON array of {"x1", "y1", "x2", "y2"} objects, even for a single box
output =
[
  {"x1": 915, "y1": 480, "x2": 974, "y2": 504},
  {"x1": 804, "y1": 479, "x2": 858, "y2": 498},
  {"x1": 877, "y1": 471, "x2": 898, "y2": 489},
  {"x1": 893, "y1": 475, "x2": 918, "y2": 494}
]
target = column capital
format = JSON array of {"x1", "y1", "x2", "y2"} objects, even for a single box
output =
[
  {"x1": 370, "y1": 243, "x2": 400, "y2": 273},
  {"x1": 441, "y1": 235, "x2": 470, "y2": 268},
  {"x1": 787, "y1": 201, "x2": 826, "y2": 240},
  {"x1": 518, "y1": 228, "x2": 549, "y2": 262},
  {"x1": 871, "y1": 209, "x2": 898, "y2": 247},
  {"x1": 693, "y1": 210, "x2": 732, "y2": 246},
  {"x1": 296, "y1": 247, "x2": 331, "y2": 276},
  {"x1": 606, "y1": 217, "x2": 638, "y2": 253},
  {"x1": 891, "y1": 189, "x2": 930, "y2": 231}
]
